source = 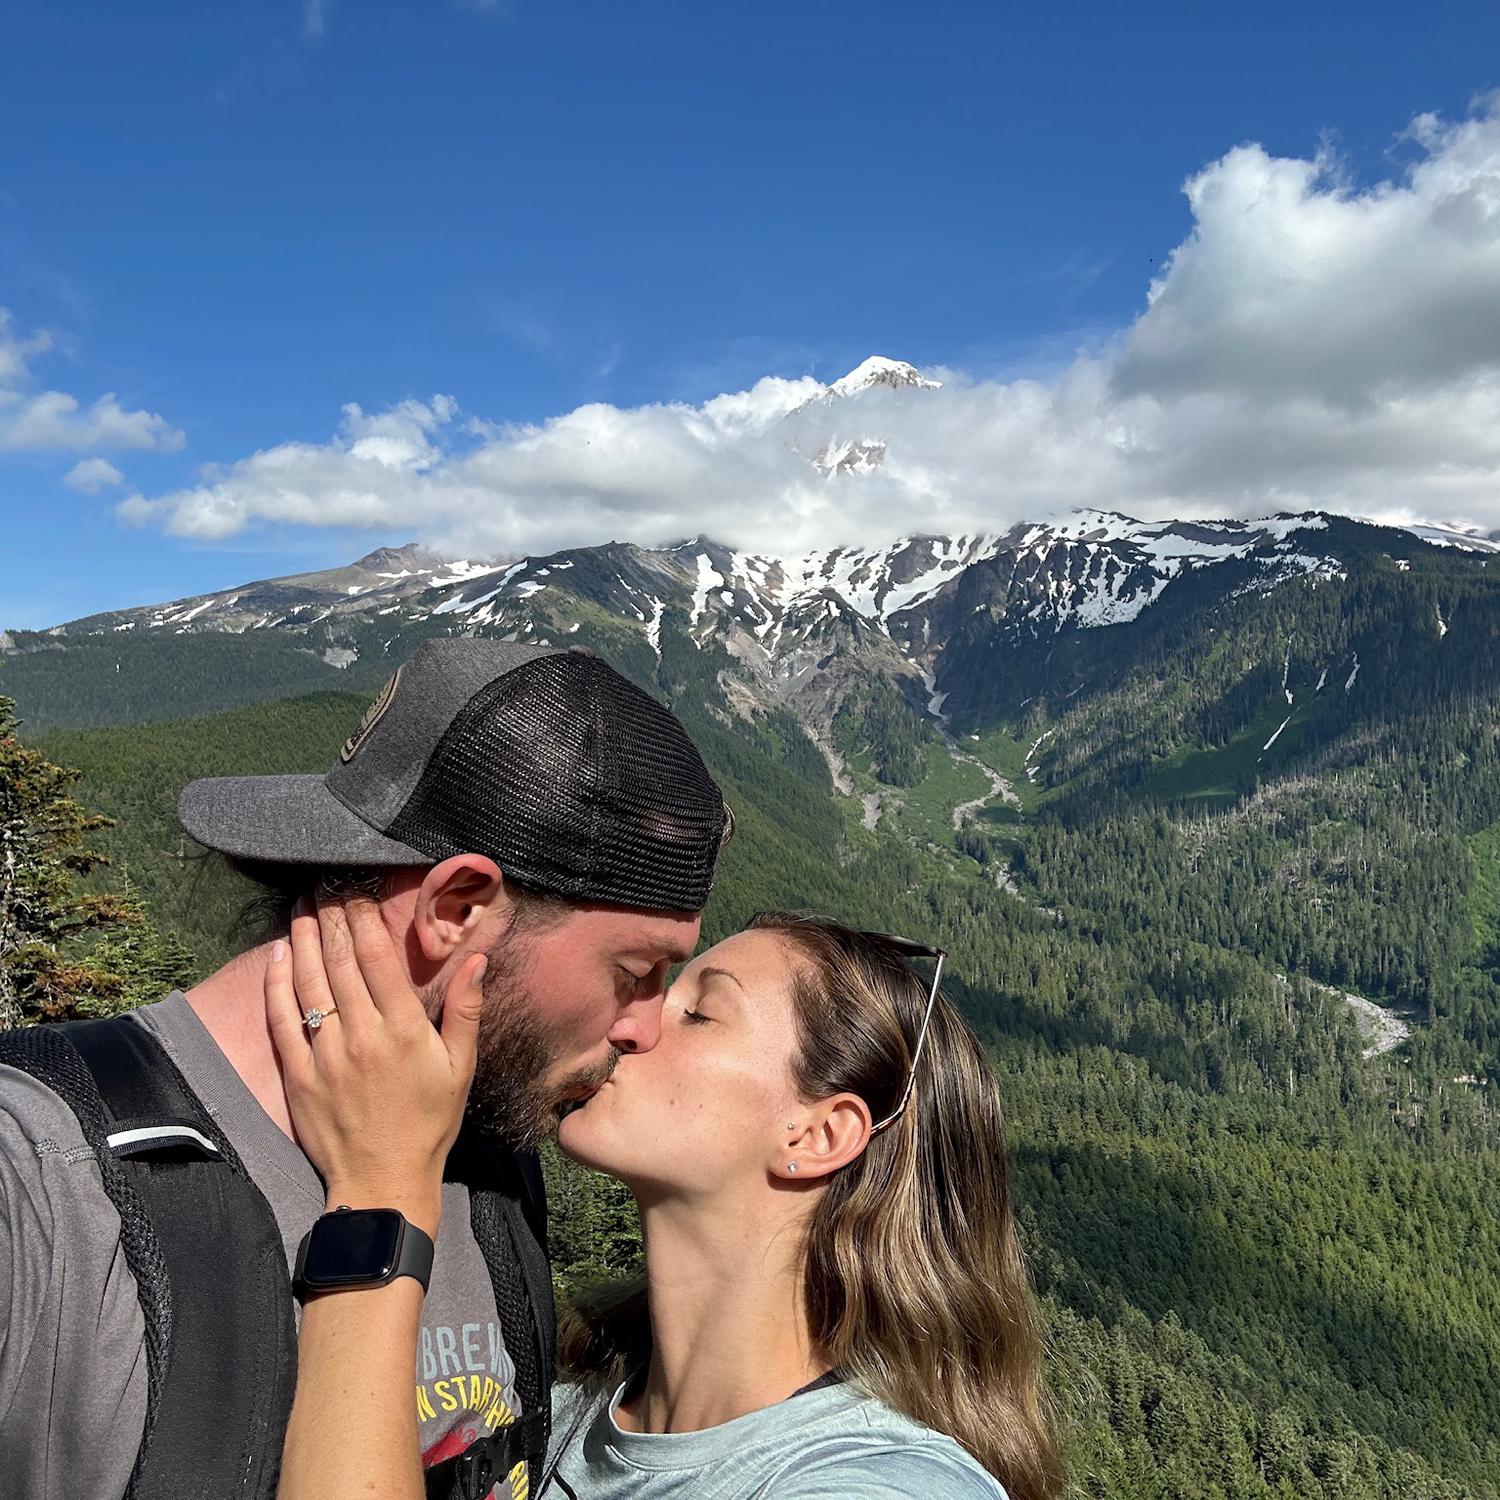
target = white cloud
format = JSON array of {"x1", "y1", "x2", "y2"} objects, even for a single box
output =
[
  {"x1": 2, "y1": 390, "x2": 185, "y2": 454},
  {"x1": 63, "y1": 457, "x2": 125, "y2": 493},
  {"x1": 122, "y1": 99, "x2": 1500, "y2": 556},
  {"x1": 0, "y1": 311, "x2": 52, "y2": 385},
  {"x1": 0, "y1": 308, "x2": 185, "y2": 456}
]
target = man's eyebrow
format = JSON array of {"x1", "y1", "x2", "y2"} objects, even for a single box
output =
[{"x1": 624, "y1": 939, "x2": 697, "y2": 965}]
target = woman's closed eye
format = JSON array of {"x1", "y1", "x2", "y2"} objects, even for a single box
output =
[{"x1": 681, "y1": 1007, "x2": 713, "y2": 1026}]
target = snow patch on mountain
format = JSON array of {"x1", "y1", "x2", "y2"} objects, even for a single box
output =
[
  {"x1": 917, "y1": 668, "x2": 949, "y2": 724},
  {"x1": 430, "y1": 559, "x2": 494, "y2": 588},
  {"x1": 691, "y1": 554, "x2": 725, "y2": 626},
  {"x1": 1263, "y1": 713, "x2": 1293, "y2": 752},
  {"x1": 432, "y1": 561, "x2": 526, "y2": 616},
  {"x1": 1025, "y1": 728, "x2": 1055, "y2": 781},
  {"x1": 883, "y1": 537, "x2": 995, "y2": 620},
  {"x1": 1398, "y1": 522, "x2": 1500, "y2": 554},
  {"x1": 646, "y1": 597, "x2": 665, "y2": 659},
  {"x1": 813, "y1": 437, "x2": 886, "y2": 477}
]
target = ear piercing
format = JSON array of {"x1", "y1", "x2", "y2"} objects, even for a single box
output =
[{"x1": 786, "y1": 1162, "x2": 799, "y2": 1173}]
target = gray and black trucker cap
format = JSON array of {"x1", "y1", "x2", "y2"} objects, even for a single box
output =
[{"x1": 178, "y1": 639, "x2": 728, "y2": 912}]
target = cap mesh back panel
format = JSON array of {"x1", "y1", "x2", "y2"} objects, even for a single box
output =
[{"x1": 386, "y1": 653, "x2": 725, "y2": 912}]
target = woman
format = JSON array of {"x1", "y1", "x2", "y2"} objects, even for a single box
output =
[{"x1": 269, "y1": 908, "x2": 1060, "y2": 1500}]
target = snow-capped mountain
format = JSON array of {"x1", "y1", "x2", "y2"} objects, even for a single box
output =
[
  {"x1": 53, "y1": 509, "x2": 1341, "y2": 645},
  {"x1": 826, "y1": 355, "x2": 942, "y2": 399},
  {"x1": 21, "y1": 504, "x2": 1492, "y2": 740},
  {"x1": 794, "y1": 355, "x2": 941, "y2": 475}
]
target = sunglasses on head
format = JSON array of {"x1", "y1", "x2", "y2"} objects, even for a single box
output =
[{"x1": 857, "y1": 931, "x2": 947, "y2": 1135}]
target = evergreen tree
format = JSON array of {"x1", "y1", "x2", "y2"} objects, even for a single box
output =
[
  {"x1": 87, "y1": 882, "x2": 197, "y2": 1013},
  {"x1": 0, "y1": 696, "x2": 131, "y2": 1027}
]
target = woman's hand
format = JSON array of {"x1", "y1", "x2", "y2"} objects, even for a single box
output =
[{"x1": 264, "y1": 896, "x2": 486, "y2": 1234}]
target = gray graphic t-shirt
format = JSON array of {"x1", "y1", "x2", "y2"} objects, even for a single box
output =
[
  {"x1": 0, "y1": 993, "x2": 524, "y2": 1500},
  {"x1": 546, "y1": 1379, "x2": 1010, "y2": 1498}
]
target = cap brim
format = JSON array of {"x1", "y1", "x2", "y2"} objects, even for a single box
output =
[{"x1": 179, "y1": 775, "x2": 433, "y2": 867}]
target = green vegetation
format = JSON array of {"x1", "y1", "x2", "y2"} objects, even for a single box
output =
[
  {"x1": 967, "y1": 727, "x2": 1052, "y2": 814},
  {"x1": 0, "y1": 697, "x2": 192, "y2": 1027},
  {"x1": 36, "y1": 693, "x2": 371, "y2": 971},
  {"x1": 0, "y1": 629, "x2": 399, "y2": 730},
  {"x1": 890, "y1": 737, "x2": 991, "y2": 846},
  {"x1": 1138, "y1": 701, "x2": 1297, "y2": 807},
  {"x1": 832, "y1": 673, "x2": 932, "y2": 786},
  {"x1": 1468, "y1": 818, "x2": 1500, "y2": 963}
]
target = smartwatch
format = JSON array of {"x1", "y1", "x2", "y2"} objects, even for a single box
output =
[{"x1": 293, "y1": 1206, "x2": 435, "y2": 1300}]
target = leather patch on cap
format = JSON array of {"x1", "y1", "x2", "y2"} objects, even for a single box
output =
[{"x1": 340, "y1": 667, "x2": 403, "y2": 763}]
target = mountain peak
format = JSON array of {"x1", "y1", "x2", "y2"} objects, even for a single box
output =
[
  {"x1": 351, "y1": 542, "x2": 441, "y2": 572},
  {"x1": 828, "y1": 356, "x2": 942, "y2": 399}
]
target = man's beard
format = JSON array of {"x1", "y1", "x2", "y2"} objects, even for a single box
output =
[{"x1": 436, "y1": 930, "x2": 620, "y2": 1150}]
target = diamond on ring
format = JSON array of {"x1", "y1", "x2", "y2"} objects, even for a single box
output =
[{"x1": 303, "y1": 1008, "x2": 329, "y2": 1031}]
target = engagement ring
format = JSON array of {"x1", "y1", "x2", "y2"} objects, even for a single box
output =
[{"x1": 303, "y1": 1006, "x2": 337, "y2": 1031}]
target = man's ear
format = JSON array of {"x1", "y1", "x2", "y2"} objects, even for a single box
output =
[
  {"x1": 411, "y1": 855, "x2": 505, "y2": 962},
  {"x1": 776, "y1": 1093, "x2": 873, "y2": 1184}
]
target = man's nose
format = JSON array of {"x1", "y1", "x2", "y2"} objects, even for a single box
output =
[{"x1": 608, "y1": 992, "x2": 664, "y2": 1054}]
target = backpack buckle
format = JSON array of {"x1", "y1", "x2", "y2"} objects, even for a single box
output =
[
  {"x1": 442, "y1": 1412, "x2": 547, "y2": 1500},
  {"x1": 453, "y1": 1433, "x2": 504, "y2": 1500}
]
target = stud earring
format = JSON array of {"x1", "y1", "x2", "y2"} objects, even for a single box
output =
[{"x1": 786, "y1": 1162, "x2": 799, "y2": 1173}]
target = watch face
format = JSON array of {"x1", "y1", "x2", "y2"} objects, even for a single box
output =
[{"x1": 301, "y1": 1208, "x2": 404, "y2": 1287}]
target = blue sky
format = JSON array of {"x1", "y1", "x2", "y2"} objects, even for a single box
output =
[{"x1": 2, "y1": 1, "x2": 1498, "y2": 628}]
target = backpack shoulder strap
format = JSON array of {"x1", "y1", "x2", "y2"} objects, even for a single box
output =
[
  {"x1": 0, "y1": 1017, "x2": 297, "y2": 1500},
  {"x1": 504, "y1": 1145, "x2": 558, "y2": 1381},
  {"x1": 424, "y1": 1129, "x2": 556, "y2": 1500}
]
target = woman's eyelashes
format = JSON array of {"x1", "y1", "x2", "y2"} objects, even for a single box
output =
[{"x1": 681, "y1": 1006, "x2": 713, "y2": 1026}]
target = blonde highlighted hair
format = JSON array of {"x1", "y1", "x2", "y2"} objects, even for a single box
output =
[{"x1": 560, "y1": 912, "x2": 1061, "y2": 1500}]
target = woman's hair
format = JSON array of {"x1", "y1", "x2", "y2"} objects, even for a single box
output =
[{"x1": 559, "y1": 911, "x2": 1062, "y2": 1500}]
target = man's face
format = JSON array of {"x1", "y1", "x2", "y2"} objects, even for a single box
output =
[{"x1": 460, "y1": 903, "x2": 700, "y2": 1148}]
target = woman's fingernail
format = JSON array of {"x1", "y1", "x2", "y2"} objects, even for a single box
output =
[
  {"x1": 473, "y1": 955, "x2": 488, "y2": 983},
  {"x1": 271, "y1": 940, "x2": 287, "y2": 963}
]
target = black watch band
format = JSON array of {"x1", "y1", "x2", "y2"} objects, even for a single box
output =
[{"x1": 293, "y1": 1205, "x2": 436, "y2": 1300}]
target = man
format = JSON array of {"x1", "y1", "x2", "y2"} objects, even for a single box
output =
[{"x1": 0, "y1": 638, "x2": 728, "y2": 1500}]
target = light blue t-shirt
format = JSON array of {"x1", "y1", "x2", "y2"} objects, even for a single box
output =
[{"x1": 544, "y1": 1378, "x2": 1009, "y2": 1499}]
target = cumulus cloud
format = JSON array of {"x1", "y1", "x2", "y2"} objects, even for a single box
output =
[
  {"x1": 122, "y1": 100, "x2": 1500, "y2": 556},
  {"x1": 63, "y1": 457, "x2": 125, "y2": 493},
  {"x1": 0, "y1": 308, "x2": 185, "y2": 456}
]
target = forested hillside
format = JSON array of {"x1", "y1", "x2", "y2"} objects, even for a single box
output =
[{"x1": 14, "y1": 563, "x2": 1500, "y2": 1497}]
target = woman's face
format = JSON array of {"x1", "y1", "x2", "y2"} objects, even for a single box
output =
[{"x1": 556, "y1": 928, "x2": 805, "y2": 1198}]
